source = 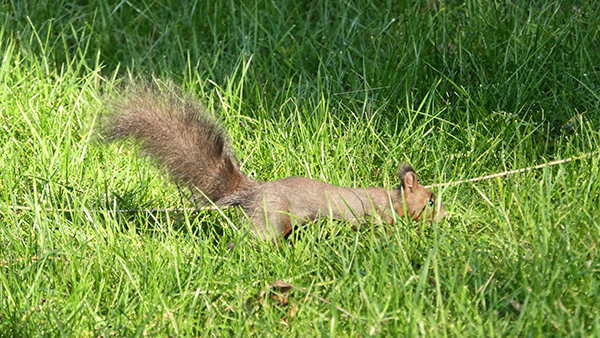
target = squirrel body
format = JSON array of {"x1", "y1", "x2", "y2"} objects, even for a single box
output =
[
  {"x1": 240, "y1": 176, "x2": 402, "y2": 239},
  {"x1": 104, "y1": 83, "x2": 447, "y2": 241}
]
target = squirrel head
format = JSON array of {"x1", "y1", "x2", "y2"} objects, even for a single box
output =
[{"x1": 396, "y1": 164, "x2": 448, "y2": 222}]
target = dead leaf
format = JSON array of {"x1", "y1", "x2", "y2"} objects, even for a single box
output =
[{"x1": 510, "y1": 300, "x2": 522, "y2": 312}]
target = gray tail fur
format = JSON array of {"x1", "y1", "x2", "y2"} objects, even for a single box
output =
[{"x1": 102, "y1": 81, "x2": 255, "y2": 206}]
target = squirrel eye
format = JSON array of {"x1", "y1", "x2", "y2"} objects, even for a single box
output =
[{"x1": 428, "y1": 199, "x2": 435, "y2": 207}]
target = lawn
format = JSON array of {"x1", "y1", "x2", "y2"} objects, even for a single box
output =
[{"x1": 1, "y1": 0, "x2": 599, "y2": 336}]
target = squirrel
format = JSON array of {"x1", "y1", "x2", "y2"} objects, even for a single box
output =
[{"x1": 102, "y1": 82, "x2": 448, "y2": 242}]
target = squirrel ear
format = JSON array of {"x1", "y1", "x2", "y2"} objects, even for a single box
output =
[{"x1": 403, "y1": 171, "x2": 418, "y2": 195}]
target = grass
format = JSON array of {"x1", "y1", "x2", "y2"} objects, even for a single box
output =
[{"x1": 1, "y1": 0, "x2": 599, "y2": 336}]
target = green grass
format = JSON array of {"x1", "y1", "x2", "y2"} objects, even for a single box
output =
[{"x1": 1, "y1": 0, "x2": 599, "y2": 336}]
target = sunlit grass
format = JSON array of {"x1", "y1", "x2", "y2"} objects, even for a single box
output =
[{"x1": 0, "y1": 0, "x2": 599, "y2": 336}]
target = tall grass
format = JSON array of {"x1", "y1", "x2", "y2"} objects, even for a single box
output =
[{"x1": 0, "y1": 0, "x2": 599, "y2": 336}]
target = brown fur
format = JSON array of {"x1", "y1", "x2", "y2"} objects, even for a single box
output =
[{"x1": 103, "y1": 81, "x2": 447, "y2": 241}]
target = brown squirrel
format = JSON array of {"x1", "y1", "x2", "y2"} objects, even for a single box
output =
[{"x1": 103, "y1": 82, "x2": 447, "y2": 241}]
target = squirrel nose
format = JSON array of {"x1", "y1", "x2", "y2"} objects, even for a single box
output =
[{"x1": 435, "y1": 205, "x2": 449, "y2": 221}]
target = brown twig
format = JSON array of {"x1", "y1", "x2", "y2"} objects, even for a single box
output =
[
  {"x1": 3, "y1": 204, "x2": 222, "y2": 214},
  {"x1": 4, "y1": 152, "x2": 597, "y2": 214},
  {"x1": 426, "y1": 150, "x2": 599, "y2": 189}
]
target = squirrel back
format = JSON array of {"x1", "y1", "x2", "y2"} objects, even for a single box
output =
[{"x1": 102, "y1": 82, "x2": 256, "y2": 206}]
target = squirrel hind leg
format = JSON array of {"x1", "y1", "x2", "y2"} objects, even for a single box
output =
[
  {"x1": 247, "y1": 210, "x2": 293, "y2": 242},
  {"x1": 227, "y1": 211, "x2": 292, "y2": 249}
]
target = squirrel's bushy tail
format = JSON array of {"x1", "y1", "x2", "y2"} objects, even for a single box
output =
[{"x1": 102, "y1": 81, "x2": 255, "y2": 206}]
